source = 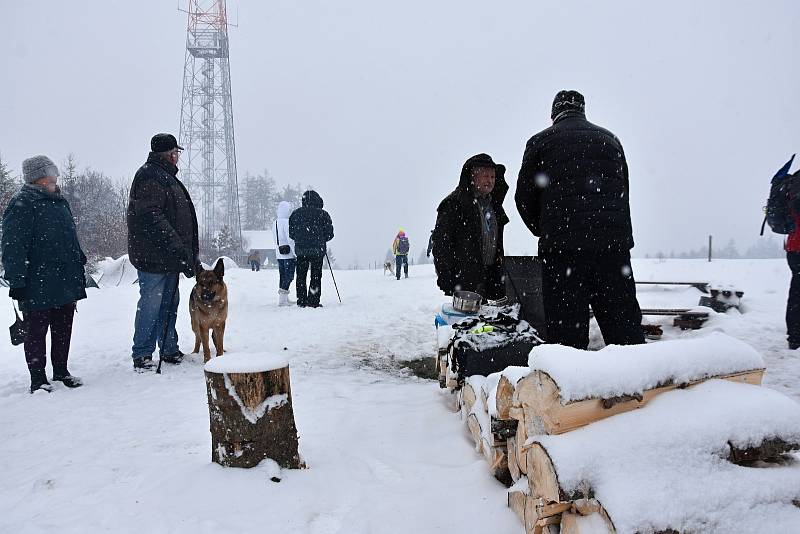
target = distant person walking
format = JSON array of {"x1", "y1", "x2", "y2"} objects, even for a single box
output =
[
  {"x1": 2, "y1": 155, "x2": 87, "y2": 393},
  {"x1": 247, "y1": 250, "x2": 261, "y2": 271},
  {"x1": 392, "y1": 229, "x2": 410, "y2": 279},
  {"x1": 515, "y1": 90, "x2": 644, "y2": 349},
  {"x1": 275, "y1": 200, "x2": 297, "y2": 306},
  {"x1": 127, "y1": 133, "x2": 199, "y2": 370},
  {"x1": 289, "y1": 191, "x2": 333, "y2": 308},
  {"x1": 433, "y1": 153, "x2": 509, "y2": 300}
]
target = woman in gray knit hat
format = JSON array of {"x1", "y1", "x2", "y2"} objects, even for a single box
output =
[{"x1": 1, "y1": 155, "x2": 87, "y2": 393}]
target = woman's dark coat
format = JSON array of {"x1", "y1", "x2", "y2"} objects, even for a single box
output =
[{"x1": 2, "y1": 184, "x2": 87, "y2": 312}]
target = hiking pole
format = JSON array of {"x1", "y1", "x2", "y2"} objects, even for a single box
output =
[
  {"x1": 156, "y1": 275, "x2": 181, "y2": 375},
  {"x1": 325, "y1": 251, "x2": 342, "y2": 303}
]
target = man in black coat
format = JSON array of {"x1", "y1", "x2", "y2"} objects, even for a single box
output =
[
  {"x1": 515, "y1": 91, "x2": 644, "y2": 349},
  {"x1": 433, "y1": 153, "x2": 509, "y2": 300},
  {"x1": 127, "y1": 133, "x2": 199, "y2": 369},
  {"x1": 289, "y1": 190, "x2": 333, "y2": 308}
]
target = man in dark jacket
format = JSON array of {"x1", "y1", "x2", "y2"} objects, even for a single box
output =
[
  {"x1": 433, "y1": 153, "x2": 509, "y2": 300},
  {"x1": 2, "y1": 155, "x2": 86, "y2": 392},
  {"x1": 515, "y1": 90, "x2": 644, "y2": 349},
  {"x1": 289, "y1": 190, "x2": 333, "y2": 307},
  {"x1": 127, "y1": 133, "x2": 199, "y2": 369}
]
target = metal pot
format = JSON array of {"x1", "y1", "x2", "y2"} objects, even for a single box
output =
[{"x1": 453, "y1": 290, "x2": 482, "y2": 313}]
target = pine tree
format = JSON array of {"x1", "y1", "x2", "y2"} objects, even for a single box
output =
[{"x1": 0, "y1": 152, "x2": 21, "y2": 260}]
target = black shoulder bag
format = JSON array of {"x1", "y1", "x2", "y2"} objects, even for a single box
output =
[{"x1": 276, "y1": 223, "x2": 291, "y2": 255}]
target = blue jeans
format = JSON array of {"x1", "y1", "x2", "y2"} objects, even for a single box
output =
[
  {"x1": 395, "y1": 255, "x2": 408, "y2": 279},
  {"x1": 278, "y1": 258, "x2": 296, "y2": 291},
  {"x1": 131, "y1": 271, "x2": 180, "y2": 360}
]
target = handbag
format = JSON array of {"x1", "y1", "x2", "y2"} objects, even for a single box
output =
[
  {"x1": 9, "y1": 302, "x2": 27, "y2": 346},
  {"x1": 276, "y1": 224, "x2": 291, "y2": 255}
]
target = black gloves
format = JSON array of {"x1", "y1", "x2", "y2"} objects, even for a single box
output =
[
  {"x1": 178, "y1": 249, "x2": 196, "y2": 278},
  {"x1": 9, "y1": 288, "x2": 25, "y2": 301}
]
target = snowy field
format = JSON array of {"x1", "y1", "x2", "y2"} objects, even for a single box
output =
[{"x1": 0, "y1": 259, "x2": 798, "y2": 533}]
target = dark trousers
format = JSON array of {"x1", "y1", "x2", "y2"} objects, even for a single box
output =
[
  {"x1": 278, "y1": 258, "x2": 297, "y2": 291},
  {"x1": 395, "y1": 255, "x2": 408, "y2": 279},
  {"x1": 786, "y1": 252, "x2": 800, "y2": 345},
  {"x1": 23, "y1": 302, "x2": 76, "y2": 374},
  {"x1": 250, "y1": 260, "x2": 260, "y2": 271},
  {"x1": 296, "y1": 255, "x2": 323, "y2": 306},
  {"x1": 541, "y1": 252, "x2": 644, "y2": 349}
]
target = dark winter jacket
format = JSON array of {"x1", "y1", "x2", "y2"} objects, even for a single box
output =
[
  {"x1": 1, "y1": 184, "x2": 87, "y2": 312},
  {"x1": 433, "y1": 154, "x2": 509, "y2": 299},
  {"x1": 515, "y1": 111, "x2": 634, "y2": 256},
  {"x1": 289, "y1": 191, "x2": 334, "y2": 258},
  {"x1": 126, "y1": 154, "x2": 199, "y2": 274}
]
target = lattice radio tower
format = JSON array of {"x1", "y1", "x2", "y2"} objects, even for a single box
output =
[{"x1": 178, "y1": 0, "x2": 242, "y2": 250}]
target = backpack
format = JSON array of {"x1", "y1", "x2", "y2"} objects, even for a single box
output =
[
  {"x1": 761, "y1": 155, "x2": 796, "y2": 236},
  {"x1": 397, "y1": 236, "x2": 410, "y2": 255}
]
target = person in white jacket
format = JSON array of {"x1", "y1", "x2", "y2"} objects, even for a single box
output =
[{"x1": 275, "y1": 201, "x2": 297, "y2": 306}]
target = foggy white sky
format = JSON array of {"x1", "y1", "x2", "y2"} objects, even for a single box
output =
[{"x1": 1, "y1": 0, "x2": 798, "y2": 266}]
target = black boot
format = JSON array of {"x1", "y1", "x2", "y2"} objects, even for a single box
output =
[
  {"x1": 52, "y1": 369, "x2": 83, "y2": 388},
  {"x1": 30, "y1": 369, "x2": 54, "y2": 394},
  {"x1": 161, "y1": 350, "x2": 184, "y2": 364}
]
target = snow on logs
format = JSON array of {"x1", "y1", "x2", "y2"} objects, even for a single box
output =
[
  {"x1": 527, "y1": 380, "x2": 800, "y2": 532},
  {"x1": 446, "y1": 332, "x2": 800, "y2": 532},
  {"x1": 204, "y1": 353, "x2": 304, "y2": 469}
]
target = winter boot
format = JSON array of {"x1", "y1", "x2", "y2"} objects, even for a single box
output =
[
  {"x1": 161, "y1": 350, "x2": 184, "y2": 364},
  {"x1": 52, "y1": 371, "x2": 83, "y2": 388},
  {"x1": 133, "y1": 356, "x2": 157, "y2": 371},
  {"x1": 29, "y1": 369, "x2": 54, "y2": 394},
  {"x1": 278, "y1": 289, "x2": 293, "y2": 307}
]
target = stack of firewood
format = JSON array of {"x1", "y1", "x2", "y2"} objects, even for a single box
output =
[{"x1": 445, "y1": 334, "x2": 800, "y2": 533}]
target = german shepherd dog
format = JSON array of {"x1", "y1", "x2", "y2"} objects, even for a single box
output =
[{"x1": 189, "y1": 258, "x2": 228, "y2": 362}]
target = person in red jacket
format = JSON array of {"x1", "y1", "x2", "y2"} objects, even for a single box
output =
[{"x1": 785, "y1": 171, "x2": 800, "y2": 349}]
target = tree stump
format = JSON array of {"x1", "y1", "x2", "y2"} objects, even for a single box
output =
[{"x1": 204, "y1": 353, "x2": 304, "y2": 469}]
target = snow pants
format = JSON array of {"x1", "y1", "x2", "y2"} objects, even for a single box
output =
[
  {"x1": 23, "y1": 302, "x2": 76, "y2": 374},
  {"x1": 541, "y1": 252, "x2": 644, "y2": 350},
  {"x1": 786, "y1": 252, "x2": 800, "y2": 346},
  {"x1": 296, "y1": 255, "x2": 323, "y2": 307}
]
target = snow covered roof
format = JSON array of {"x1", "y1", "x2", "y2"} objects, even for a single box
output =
[{"x1": 242, "y1": 230, "x2": 275, "y2": 250}]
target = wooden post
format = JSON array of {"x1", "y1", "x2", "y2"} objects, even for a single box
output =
[
  {"x1": 204, "y1": 353, "x2": 304, "y2": 469},
  {"x1": 708, "y1": 235, "x2": 712, "y2": 262}
]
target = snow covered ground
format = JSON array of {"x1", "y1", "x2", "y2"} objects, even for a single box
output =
[{"x1": 0, "y1": 259, "x2": 798, "y2": 533}]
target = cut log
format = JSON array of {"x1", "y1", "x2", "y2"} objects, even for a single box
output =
[
  {"x1": 516, "y1": 418, "x2": 529, "y2": 475},
  {"x1": 466, "y1": 413, "x2": 484, "y2": 454},
  {"x1": 507, "y1": 435, "x2": 521, "y2": 482},
  {"x1": 527, "y1": 442, "x2": 591, "y2": 502},
  {"x1": 495, "y1": 373, "x2": 516, "y2": 420},
  {"x1": 437, "y1": 350, "x2": 448, "y2": 389},
  {"x1": 461, "y1": 380, "x2": 480, "y2": 415},
  {"x1": 482, "y1": 439, "x2": 511, "y2": 486},
  {"x1": 204, "y1": 354, "x2": 303, "y2": 469},
  {"x1": 560, "y1": 511, "x2": 615, "y2": 534},
  {"x1": 508, "y1": 487, "x2": 527, "y2": 524},
  {"x1": 513, "y1": 368, "x2": 764, "y2": 435}
]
